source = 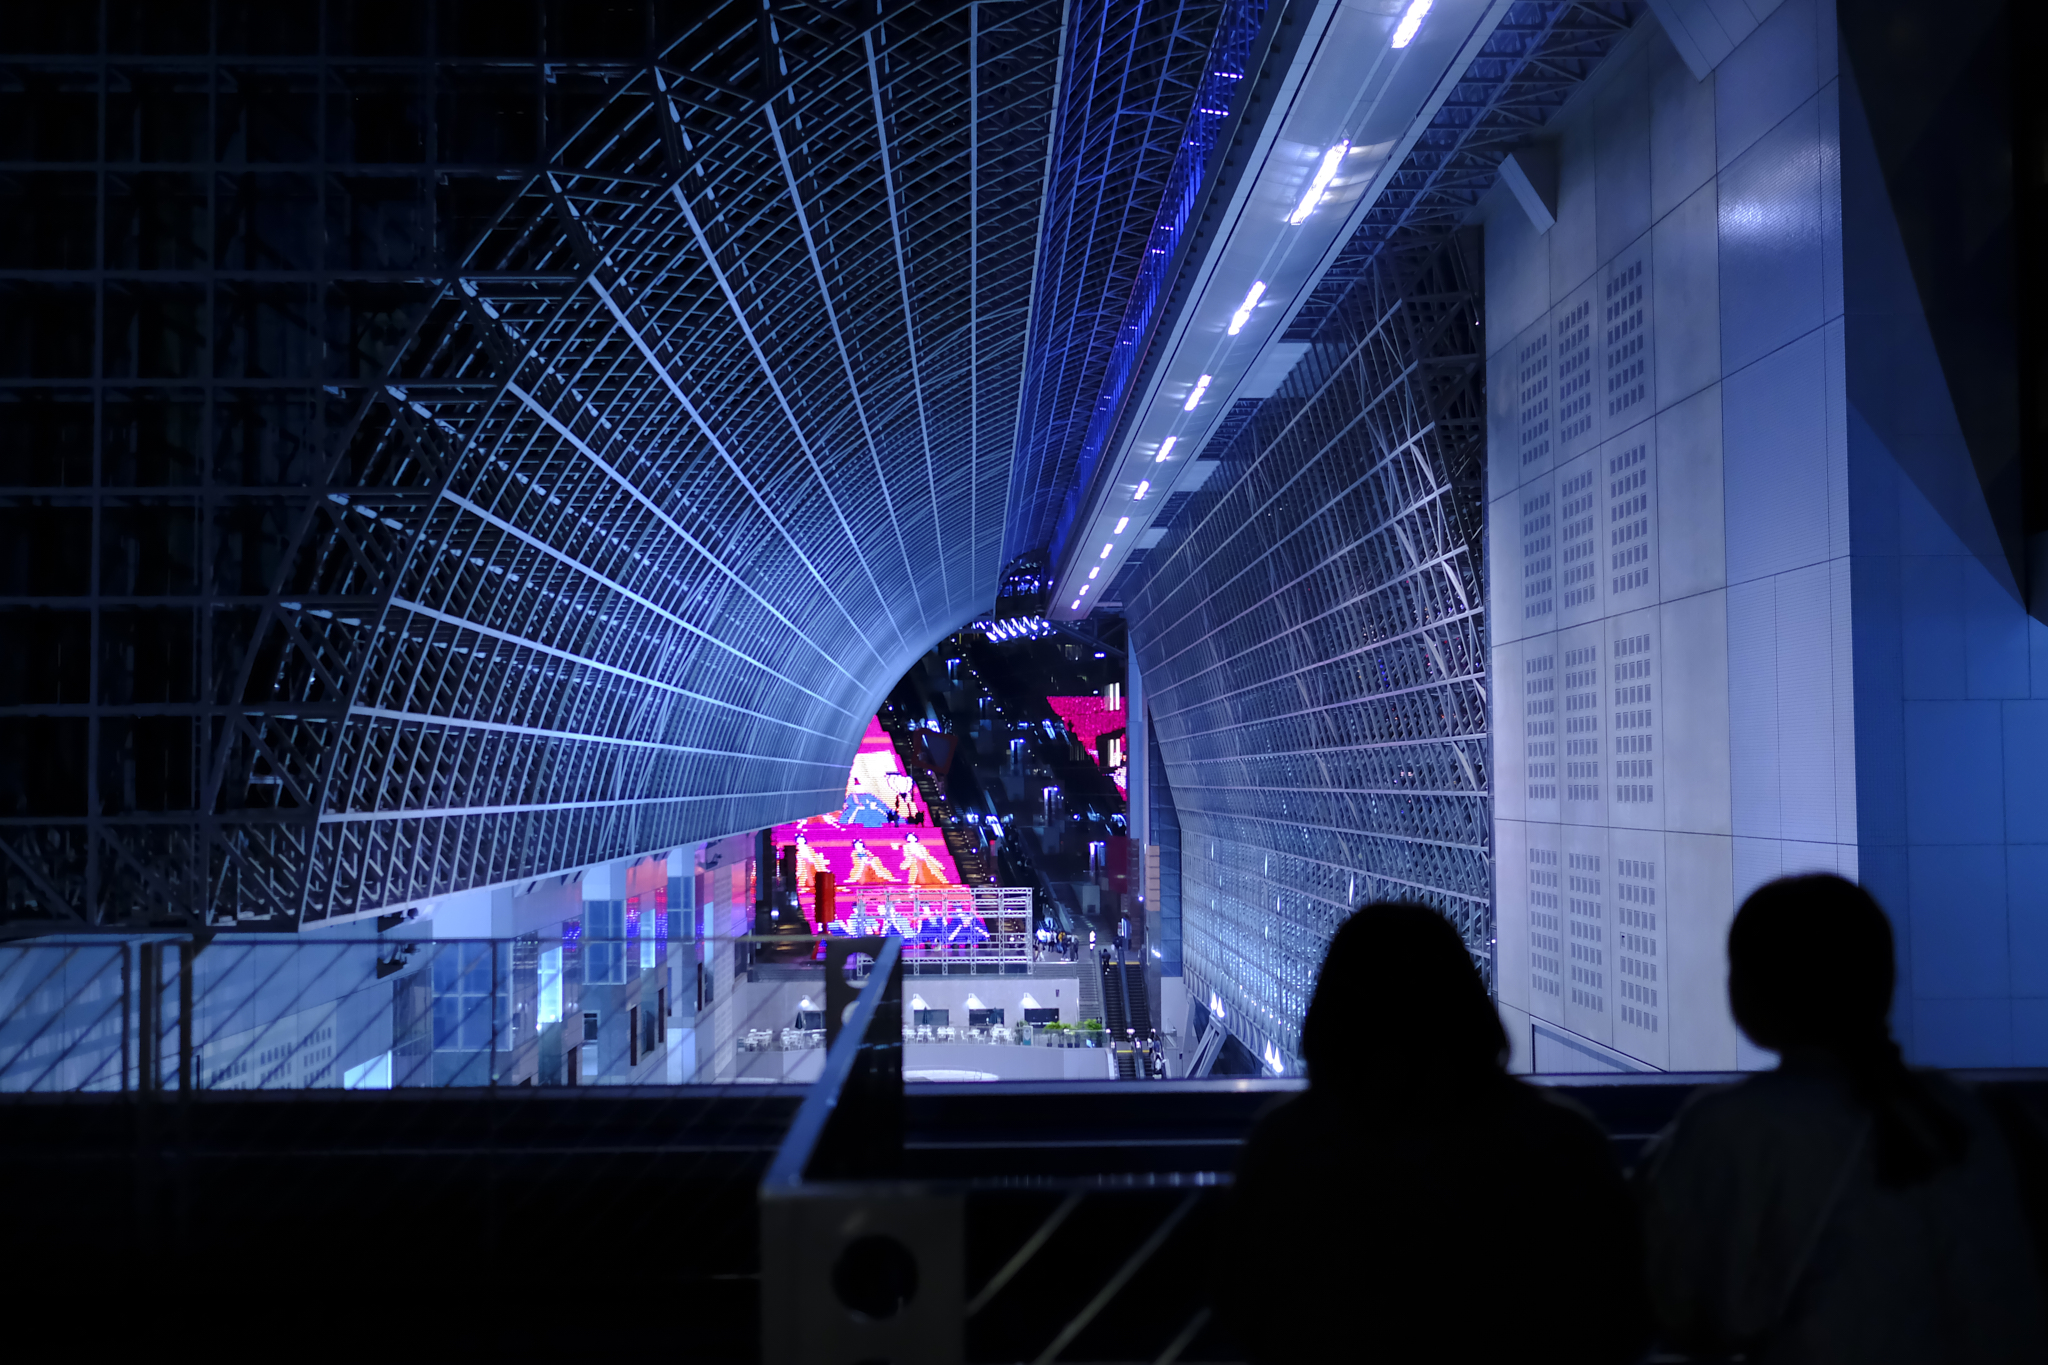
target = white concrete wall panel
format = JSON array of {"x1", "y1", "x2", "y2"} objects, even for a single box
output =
[
  {"x1": 1726, "y1": 577, "x2": 1781, "y2": 839},
  {"x1": 1485, "y1": 0, "x2": 1855, "y2": 1071},
  {"x1": 1593, "y1": 46, "x2": 1655, "y2": 263},
  {"x1": 1664, "y1": 829, "x2": 1739, "y2": 1069},
  {"x1": 1718, "y1": 97, "x2": 1830, "y2": 378},
  {"x1": 1485, "y1": 184, "x2": 1551, "y2": 354},
  {"x1": 1652, "y1": 183, "x2": 1721, "y2": 408},
  {"x1": 1551, "y1": 114, "x2": 1602, "y2": 301},
  {"x1": 1656, "y1": 385, "x2": 1726, "y2": 601},
  {"x1": 1555, "y1": 450, "x2": 1606, "y2": 629},
  {"x1": 1773, "y1": 562, "x2": 1848, "y2": 845},
  {"x1": 1496, "y1": 634, "x2": 1530, "y2": 821},
  {"x1": 1648, "y1": 36, "x2": 1717, "y2": 221},
  {"x1": 1605, "y1": 421, "x2": 1661, "y2": 616},
  {"x1": 1712, "y1": 0, "x2": 1826, "y2": 172},
  {"x1": 1610, "y1": 822, "x2": 1672, "y2": 1067},
  {"x1": 1556, "y1": 277, "x2": 1604, "y2": 469},
  {"x1": 1524, "y1": 821, "x2": 1566, "y2": 1026},
  {"x1": 1563, "y1": 821, "x2": 1614, "y2": 1043},
  {"x1": 1494, "y1": 816, "x2": 1532, "y2": 1014},
  {"x1": 1660, "y1": 589, "x2": 1733, "y2": 835},
  {"x1": 1723, "y1": 330, "x2": 1833, "y2": 583}
]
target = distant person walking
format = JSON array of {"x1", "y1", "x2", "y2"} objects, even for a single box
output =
[
  {"x1": 1219, "y1": 902, "x2": 1648, "y2": 1364},
  {"x1": 1637, "y1": 874, "x2": 2044, "y2": 1363}
]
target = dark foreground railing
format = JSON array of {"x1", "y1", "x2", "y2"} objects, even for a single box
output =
[
  {"x1": 6, "y1": 949, "x2": 2045, "y2": 1363},
  {"x1": 759, "y1": 954, "x2": 2048, "y2": 1365}
]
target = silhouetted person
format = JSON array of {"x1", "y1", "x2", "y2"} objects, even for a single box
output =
[
  {"x1": 1219, "y1": 902, "x2": 1648, "y2": 1364},
  {"x1": 1637, "y1": 874, "x2": 2044, "y2": 1362}
]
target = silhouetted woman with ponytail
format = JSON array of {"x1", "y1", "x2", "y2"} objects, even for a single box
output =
[
  {"x1": 1638, "y1": 874, "x2": 2044, "y2": 1362},
  {"x1": 1219, "y1": 902, "x2": 1649, "y2": 1363}
]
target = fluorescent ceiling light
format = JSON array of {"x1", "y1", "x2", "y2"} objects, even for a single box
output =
[
  {"x1": 1155, "y1": 435, "x2": 1177, "y2": 462},
  {"x1": 1390, "y1": 0, "x2": 1431, "y2": 48},
  {"x1": 1099, "y1": 543, "x2": 1114, "y2": 559},
  {"x1": 1227, "y1": 280, "x2": 1267, "y2": 336},
  {"x1": 1289, "y1": 141, "x2": 1349, "y2": 225},
  {"x1": 1079, "y1": 584, "x2": 1090, "y2": 595},
  {"x1": 1134, "y1": 479, "x2": 1150, "y2": 500},
  {"x1": 1183, "y1": 374, "x2": 1212, "y2": 412},
  {"x1": 1088, "y1": 567, "x2": 1101, "y2": 580},
  {"x1": 1114, "y1": 516, "x2": 1129, "y2": 533},
  {"x1": 1070, "y1": 599, "x2": 1081, "y2": 609}
]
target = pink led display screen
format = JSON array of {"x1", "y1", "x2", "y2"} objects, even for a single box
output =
[
  {"x1": 1048, "y1": 694, "x2": 1129, "y2": 794},
  {"x1": 772, "y1": 719, "x2": 977, "y2": 939}
]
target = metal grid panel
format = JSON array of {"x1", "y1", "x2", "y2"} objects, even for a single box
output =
[
  {"x1": 0, "y1": 0, "x2": 1066, "y2": 926},
  {"x1": 1285, "y1": 1, "x2": 1637, "y2": 341},
  {"x1": 1127, "y1": 233, "x2": 1488, "y2": 1065},
  {"x1": 1000, "y1": 0, "x2": 1243, "y2": 561}
]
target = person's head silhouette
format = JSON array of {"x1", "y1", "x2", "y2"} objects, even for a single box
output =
[
  {"x1": 1301, "y1": 901, "x2": 1505, "y2": 1092},
  {"x1": 1728, "y1": 873, "x2": 1966, "y2": 1185},
  {"x1": 1728, "y1": 873, "x2": 1893, "y2": 1054}
]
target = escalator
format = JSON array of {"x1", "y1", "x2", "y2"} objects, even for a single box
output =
[
  {"x1": 1121, "y1": 958, "x2": 1150, "y2": 1047},
  {"x1": 1101, "y1": 951, "x2": 1139, "y2": 1080},
  {"x1": 878, "y1": 713, "x2": 992, "y2": 884}
]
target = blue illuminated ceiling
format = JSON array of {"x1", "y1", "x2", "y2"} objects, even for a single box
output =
[
  {"x1": 2, "y1": 0, "x2": 1091, "y2": 926},
  {"x1": 1002, "y1": 0, "x2": 1254, "y2": 565},
  {"x1": 0, "y1": 0, "x2": 1634, "y2": 930}
]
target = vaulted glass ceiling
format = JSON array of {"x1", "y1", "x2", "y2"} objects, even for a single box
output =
[{"x1": 0, "y1": 0, "x2": 1223, "y2": 925}]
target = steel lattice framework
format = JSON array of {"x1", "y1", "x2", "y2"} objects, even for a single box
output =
[
  {"x1": 1128, "y1": 0, "x2": 1640, "y2": 1065},
  {"x1": 1130, "y1": 235, "x2": 1489, "y2": 1062},
  {"x1": 1001, "y1": 0, "x2": 1244, "y2": 561},
  {"x1": 0, "y1": 0, "x2": 1073, "y2": 927},
  {"x1": 1287, "y1": 0, "x2": 1637, "y2": 339}
]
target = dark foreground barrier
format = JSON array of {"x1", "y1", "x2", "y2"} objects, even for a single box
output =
[{"x1": 6, "y1": 951, "x2": 2044, "y2": 1362}]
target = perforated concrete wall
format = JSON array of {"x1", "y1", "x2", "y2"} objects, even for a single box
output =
[
  {"x1": 1491, "y1": 0, "x2": 2048, "y2": 1071},
  {"x1": 1487, "y1": 0, "x2": 1847, "y2": 1072}
]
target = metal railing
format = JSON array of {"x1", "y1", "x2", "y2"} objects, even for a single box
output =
[
  {"x1": 760, "y1": 936, "x2": 1235, "y2": 1365},
  {"x1": 829, "y1": 885, "x2": 1035, "y2": 964},
  {"x1": 0, "y1": 926, "x2": 1110, "y2": 1096}
]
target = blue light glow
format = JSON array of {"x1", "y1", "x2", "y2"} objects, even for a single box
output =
[
  {"x1": 539, "y1": 946, "x2": 563, "y2": 1024},
  {"x1": 1290, "y1": 141, "x2": 1350, "y2": 225},
  {"x1": 1391, "y1": 0, "x2": 1431, "y2": 48}
]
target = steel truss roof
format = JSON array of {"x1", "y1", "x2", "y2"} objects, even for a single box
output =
[
  {"x1": 1001, "y1": 0, "x2": 1247, "y2": 562},
  {"x1": 1287, "y1": 0, "x2": 1637, "y2": 339},
  {"x1": 1128, "y1": 0, "x2": 1639, "y2": 1064},
  {"x1": 0, "y1": 0, "x2": 1075, "y2": 927}
]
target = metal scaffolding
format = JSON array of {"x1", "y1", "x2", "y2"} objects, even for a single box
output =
[{"x1": 1129, "y1": 234, "x2": 1491, "y2": 1063}]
